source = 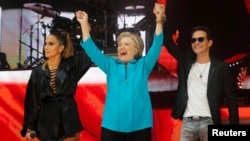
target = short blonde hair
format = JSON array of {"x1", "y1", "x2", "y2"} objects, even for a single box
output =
[{"x1": 117, "y1": 32, "x2": 144, "y2": 59}]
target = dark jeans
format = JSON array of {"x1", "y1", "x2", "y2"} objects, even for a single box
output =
[{"x1": 101, "y1": 127, "x2": 151, "y2": 141}]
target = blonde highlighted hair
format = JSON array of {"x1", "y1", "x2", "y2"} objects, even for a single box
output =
[
  {"x1": 42, "y1": 30, "x2": 74, "y2": 69},
  {"x1": 117, "y1": 32, "x2": 144, "y2": 59}
]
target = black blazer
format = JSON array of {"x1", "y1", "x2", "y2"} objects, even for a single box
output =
[
  {"x1": 164, "y1": 24, "x2": 239, "y2": 124},
  {"x1": 21, "y1": 51, "x2": 92, "y2": 139}
]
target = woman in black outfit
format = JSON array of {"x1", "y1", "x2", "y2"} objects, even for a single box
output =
[{"x1": 21, "y1": 29, "x2": 91, "y2": 141}]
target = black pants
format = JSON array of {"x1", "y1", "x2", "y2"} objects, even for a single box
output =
[{"x1": 101, "y1": 127, "x2": 151, "y2": 141}]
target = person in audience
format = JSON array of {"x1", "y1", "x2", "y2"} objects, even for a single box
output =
[
  {"x1": 0, "y1": 52, "x2": 11, "y2": 69},
  {"x1": 76, "y1": 3, "x2": 165, "y2": 141},
  {"x1": 21, "y1": 29, "x2": 92, "y2": 141}
]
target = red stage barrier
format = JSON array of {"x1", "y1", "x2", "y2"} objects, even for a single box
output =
[{"x1": 1, "y1": 79, "x2": 249, "y2": 141}]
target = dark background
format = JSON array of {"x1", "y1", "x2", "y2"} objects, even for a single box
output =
[
  {"x1": 166, "y1": 0, "x2": 250, "y2": 60},
  {"x1": 0, "y1": 0, "x2": 250, "y2": 61}
]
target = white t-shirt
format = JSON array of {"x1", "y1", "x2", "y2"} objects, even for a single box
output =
[{"x1": 183, "y1": 62, "x2": 212, "y2": 118}]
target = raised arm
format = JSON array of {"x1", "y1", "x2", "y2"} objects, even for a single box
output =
[
  {"x1": 164, "y1": 22, "x2": 184, "y2": 61},
  {"x1": 154, "y1": 3, "x2": 165, "y2": 35},
  {"x1": 144, "y1": 3, "x2": 165, "y2": 70},
  {"x1": 75, "y1": 10, "x2": 110, "y2": 72},
  {"x1": 75, "y1": 11, "x2": 91, "y2": 41}
]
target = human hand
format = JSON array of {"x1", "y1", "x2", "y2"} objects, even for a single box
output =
[
  {"x1": 153, "y1": 3, "x2": 166, "y2": 23},
  {"x1": 75, "y1": 10, "x2": 89, "y2": 24},
  {"x1": 75, "y1": 10, "x2": 91, "y2": 32}
]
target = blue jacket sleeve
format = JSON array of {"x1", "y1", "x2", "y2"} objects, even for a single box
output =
[
  {"x1": 144, "y1": 32, "x2": 164, "y2": 71},
  {"x1": 80, "y1": 37, "x2": 111, "y2": 73}
]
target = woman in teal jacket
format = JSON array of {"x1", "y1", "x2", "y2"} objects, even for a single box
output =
[{"x1": 76, "y1": 3, "x2": 165, "y2": 141}]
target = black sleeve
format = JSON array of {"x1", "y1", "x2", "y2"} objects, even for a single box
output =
[
  {"x1": 163, "y1": 22, "x2": 184, "y2": 61},
  {"x1": 21, "y1": 69, "x2": 39, "y2": 136}
]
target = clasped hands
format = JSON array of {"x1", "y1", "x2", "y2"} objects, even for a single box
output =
[{"x1": 75, "y1": 3, "x2": 166, "y2": 25}]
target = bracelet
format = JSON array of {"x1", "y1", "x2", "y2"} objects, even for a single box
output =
[{"x1": 156, "y1": 16, "x2": 166, "y2": 23}]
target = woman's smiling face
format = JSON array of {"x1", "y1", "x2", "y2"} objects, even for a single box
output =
[{"x1": 117, "y1": 36, "x2": 139, "y2": 63}]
